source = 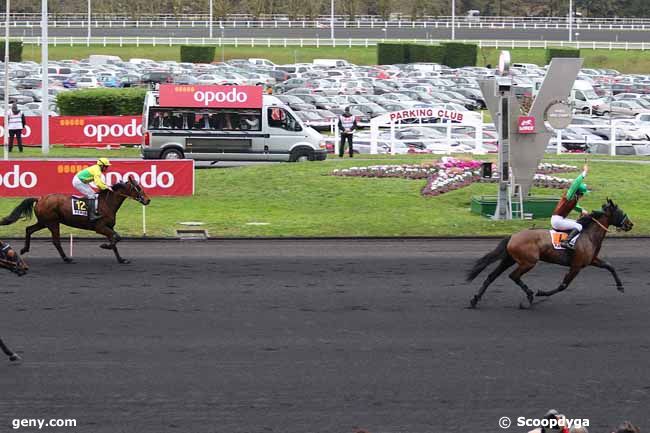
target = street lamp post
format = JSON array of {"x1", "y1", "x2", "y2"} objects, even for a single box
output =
[
  {"x1": 209, "y1": 0, "x2": 213, "y2": 39},
  {"x1": 42, "y1": 0, "x2": 50, "y2": 154},
  {"x1": 330, "y1": 0, "x2": 334, "y2": 40},
  {"x1": 87, "y1": 0, "x2": 91, "y2": 40},
  {"x1": 568, "y1": 0, "x2": 573, "y2": 42},
  {"x1": 451, "y1": 0, "x2": 456, "y2": 40},
  {"x1": 4, "y1": 0, "x2": 10, "y2": 160}
]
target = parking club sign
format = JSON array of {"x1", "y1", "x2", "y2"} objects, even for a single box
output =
[{"x1": 517, "y1": 116, "x2": 536, "y2": 134}]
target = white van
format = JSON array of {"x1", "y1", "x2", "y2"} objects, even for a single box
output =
[
  {"x1": 249, "y1": 58, "x2": 276, "y2": 67},
  {"x1": 129, "y1": 58, "x2": 155, "y2": 66},
  {"x1": 533, "y1": 78, "x2": 605, "y2": 115},
  {"x1": 313, "y1": 59, "x2": 353, "y2": 69},
  {"x1": 141, "y1": 89, "x2": 326, "y2": 162},
  {"x1": 572, "y1": 80, "x2": 606, "y2": 115},
  {"x1": 89, "y1": 54, "x2": 122, "y2": 65}
]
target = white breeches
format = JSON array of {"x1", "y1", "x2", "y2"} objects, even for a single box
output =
[
  {"x1": 551, "y1": 215, "x2": 583, "y2": 232},
  {"x1": 72, "y1": 176, "x2": 97, "y2": 199}
]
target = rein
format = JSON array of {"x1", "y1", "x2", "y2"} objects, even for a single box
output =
[{"x1": 590, "y1": 216, "x2": 612, "y2": 233}]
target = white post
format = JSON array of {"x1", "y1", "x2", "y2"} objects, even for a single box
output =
[
  {"x1": 69, "y1": 234, "x2": 73, "y2": 257},
  {"x1": 330, "y1": 0, "x2": 334, "y2": 40},
  {"x1": 451, "y1": 0, "x2": 456, "y2": 40},
  {"x1": 3, "y1": 0, "x2": 10, "y2": 160},
  {"x1": 474, "y1": 122, "x2": 484, "y2": 154},
  {"x1": 556, "y1": 129, "x2": 562, "y2": 155},
  {"x1": 568, "y1": 0, "x2": 573, "y2": 42},
  {"x1": 142, "y1": 206, "x2": 147, "y2": 236},
  {"x1": 334, "y1": 121, "x2": 339, "y2": 155},
  {"x1": 209, "y1": 0, "x2": 213, "y2": 39},
  {"x1": 390, "y1": 122, "x2": 396, "y2": 155},
  {"x1": 446, "y1": 121, "x2": 452, "y2": 154},
  {"x1": 610, "y1": 122, "x2": 616, "y2": 156},
  {"x1": 87, "y1": 0, "x2": 91, "y2": 39},
  {"x1": 42, "y1": 0, "x2": 50, "y2": 154}
]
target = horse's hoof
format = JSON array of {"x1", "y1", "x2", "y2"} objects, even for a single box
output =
[
  {"x1": 119, "y1": 259, "x2": 130, "y2": 265},
  {"x1": 63, "y1": 258, "x2": 74, "y2": 264},
  {"x1": 468, "y1": 297, "x2": 479, "y2": 309},
  {"x1": 9, "y1": 354, "x2": 21, "y2": 362},
  {"x1": 536, "y1": 290, "x2": 548, "y2": 297},
  {"x1": 617, "y1": 285, "x2": 625, "y2": 293},
  {"x1": 20, "y1": 248, "x2": 28, "y2": 255},
  {"x1": 100, "y1": 244, "x2": 111, "y2": 250}
]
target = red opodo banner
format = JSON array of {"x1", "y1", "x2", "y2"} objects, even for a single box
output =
[
  {"x1": 0, "y1": 117, "x2": 43, "y2": 146},
  {"x1": 0, "y1": 160, "x2": 194, "y2": 197},
  {"x1": 0, "y1": 116, "x2": 143, "y2": 147},
  {"x1": 158, "y1": 84, "x2": 263, "y2": 109},
  {"x1": 50, "y1": 116, "x2": 142, "y2": 146}
]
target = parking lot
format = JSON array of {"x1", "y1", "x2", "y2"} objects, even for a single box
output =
[{"x1": 5, "y1": 54, "x2": 650, "y2": 155}]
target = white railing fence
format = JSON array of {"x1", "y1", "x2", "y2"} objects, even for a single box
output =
[
  {"x1": 13, "y1": 36, "x2": 650, "y2": 51},
  {"x1": 4, "y1": 15, "x2": 650, "y2": 31}
]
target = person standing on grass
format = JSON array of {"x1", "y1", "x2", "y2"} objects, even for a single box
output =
[
  {"x1": 7, "y1": 103, "x2": 26, "y2": 153},
  {"x1": 338, "y1": 106, "x2": 357, "y2": 158}
]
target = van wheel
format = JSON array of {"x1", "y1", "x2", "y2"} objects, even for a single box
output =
[
  {"x1": 291, "y1": 148, "x2": 313, "y2": 162},
  {"x1": 161, "y1": 148, "x2": 184, "y2": 159}
]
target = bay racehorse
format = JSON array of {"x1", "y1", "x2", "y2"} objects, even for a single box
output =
[
  {"x1": 0, "y1": 177, "x2": 150, "y2": 264},
  {"x1": 467, "y1": 199, "x2": 633, "y2": 308}
]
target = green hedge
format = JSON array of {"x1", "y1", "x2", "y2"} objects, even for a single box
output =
[
  {"x1": 377, "y1": 43, "x2": 407, "y2": 65},
  {"x1": 57, "y1": 88, "x2": 147, "y2": 116},
  {"x1": 407, "y1": 44, "x2": 446, "y2": 64},
  {"x1": 0, "y1": 41, "x2": 23, "y2": 62},
  {"x1": 377, "y1": 42, "x2": 475, "y2": 67},
  {"x1": 180, "y1": 45, "x2": 215, "y2": 63},
  {"x1": 441, "y1": 42, "x2": 477, "y2": 68},
  {"x1": 545, "y1": 48, "x2": 581, "y2": 64}
]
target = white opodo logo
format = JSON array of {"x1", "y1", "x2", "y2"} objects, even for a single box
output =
[
  {"x1": 106, "y1": 165, "x2": 174, "y2": 188},
  {"x1": 0, "y1": 125, "x2": 32, "y2": 138},
  {"x1": 193, "y1": 88, "x2": 248, "y2": 106},
  {"x1": 83, "y1": 119, "x2": 143, "y2": 143},
  {"x1": 0, "y1": 165, "x2": 37, "y2": 188}
]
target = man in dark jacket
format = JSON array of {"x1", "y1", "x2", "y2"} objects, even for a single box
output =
[{"x1": 338, "y1": 106, "x2": 357, "y2": 158}]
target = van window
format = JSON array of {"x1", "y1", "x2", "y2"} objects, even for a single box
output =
[
  {"x1": 575, "y1": 91, "x2": 586, "y2": 101},
  {"x1": 148, "y1": 108, "x2": 261, "y2": 131},
  {"x1": 268, "y1": 108, "x2": 301, "y2": 131}
]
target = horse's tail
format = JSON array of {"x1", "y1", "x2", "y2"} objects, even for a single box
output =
[
  {"x1": 466, "y1": 236, "x2": 511, "y2": 282},
  {"x1": 0, "y1": 198, "x2": 38, "y2": 226}
]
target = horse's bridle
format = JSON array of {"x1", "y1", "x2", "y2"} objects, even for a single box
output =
[
  {"x1": 591, "y1": 212, "x2": 629, "y2": 232},
  {"x1": 112, "y1": 182, "x2": 148, "y2": 204}
]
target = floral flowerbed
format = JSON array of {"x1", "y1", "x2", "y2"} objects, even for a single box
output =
[{"x1": 331, "y1": 158, "x2": 578, "y2": 197}]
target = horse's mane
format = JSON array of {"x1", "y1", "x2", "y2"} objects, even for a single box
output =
[
  {"x1": 577, "y1": 210, "x2": 604, "y2": 229},
  {"x1": 99, "y1": 182, "x2": 127, "y2": 196}
]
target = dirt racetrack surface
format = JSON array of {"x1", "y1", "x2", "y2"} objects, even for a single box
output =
[{"x1": 1, "y1": 239, "x2": 649, "y2": 433}]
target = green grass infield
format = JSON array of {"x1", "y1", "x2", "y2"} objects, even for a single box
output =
[{"x1": 0, "y1": 148, "x2": 648, "y2": 238}]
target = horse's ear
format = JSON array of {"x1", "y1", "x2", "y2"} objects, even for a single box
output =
[{"x1": 128, "y1": 175, "x2": 136, "y2": 185}]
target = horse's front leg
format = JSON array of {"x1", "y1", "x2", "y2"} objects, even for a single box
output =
[
  {"x1": 0, "y1": 337, "x2": 20, "y2": 361},
  {"x1": 537, "y1": 265, "x2": 582, "y2": 297},
  {"x1": 591, "y1": 256, "x2": 624, "y2": 292},
  {"x1": 95, "y1": 225, "x2": 129, "y2": 264}
]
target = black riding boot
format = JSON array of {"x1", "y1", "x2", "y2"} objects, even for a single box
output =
[
  {"x1": 89, "y1": 199, "x2": 102, "y2": 222},
  {"x1": 560, "y1": 229, "x2": 580, "y2": 250}
]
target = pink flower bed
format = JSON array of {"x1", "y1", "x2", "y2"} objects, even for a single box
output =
[{"x1": 331, "y1": 158, "x2": 578, "y2": 197}]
